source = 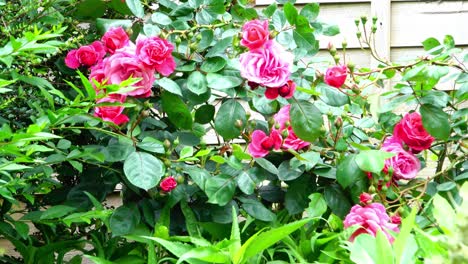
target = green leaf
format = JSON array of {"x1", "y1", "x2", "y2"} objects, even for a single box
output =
[
  {"x1": 137, "y1": 137, "x2": 165, "y2": 154},
  {"x1": 436, "y1": 182, "x2": 456, "y2": 192},
  {"x1": 420, "y1": 104, "x2": 450, "y2": 140},
  {"x1": 300, "y1": 3, "x2": 319, "y2": 21},
  {"x1": 40, "y1": 205, "x2": 76, "y2": 220},
  {"x1": 255, "y1": 158, "x2": 278, "y2": 175},
  {"x1": 195, "y1": 105, "x2": 215, "y2": 124},
  {"x1": 230, "y1": 206, "x2": 241, "y2": 260},
  {"x1": 201, "y1": 57, "x2": 227, "y2": 73},
  {"x1": 285, "y1": 175, "x2": 315, "y2": 215},
  {"x1": 238, "y1": 197, "x2": 276, "y2": 222},
  {"x1": 394, "y1": 208, "x2": 417, "y2": 264},
  {"x1": 235, "y1": 218, "x2": 311, "y2": 263},
  {"x1": 293, "y1": 30, "x2": 319, "y2": 55},
  {"x1": 237, "y1": 171, "x2": 256, "y2": 195},
  {"x1": 206, "y1": 73, "x2": 243, "y2": 90},
  {"x1": 151, "y1": 12, "x2": 172, "y2": 25},
  {"x1": 214, "y1": 99, "x2": 246, "y2": 140},
  {"x1": 355, "y1": 150, "x2": 394, "y2": 174},
  {"x1": 290, "y1": 100, "x2": 323, "y2": 143},
  {"x1": 158, "y1": 77, "x2": 182, "y2": 96},
  {"x1": 205, "y1": 174, "x2": 236, "y2": 206},
  {"x1": 110, "y1": 205, "x2": 140, "y2": 236},
  {"x1": 125, "y1": 0, "x2": 145, "y2": 18},
  {"x1": 123, "y1": 152, "x2": 165, "y2": 190},
  {"x1": 103, "y1": 139, "x2": 135, "y2": 162},
  {"x1": 375, "y1": 230, "x2": 394, "y2": 264},
  {"x1": 161, "y1": 92, "x2": 193, "y2": 130},
  {"x1": 283, "y1": 2, "x2": 298, "y2": 25},
  {"x1": 324, "y1": 184, "x2": 351, "y2": 218},
  {"x1": 176, "y1": 247, "x2": 230, "y2": 264},
  {"x1": 422, "y1": 37, "x2": 442, "y2": 54},
  {"x1": 322, "y1": 24, "x2": 340, "y2": 36},
  {"x1": 187, "y1": 71, "x2": 208, "y2": 95},
  {"x1": 317, "y1": 82, "x2": 349, "y2": 107},
  {"x1": 336, "y1": 154, "x2": 366, "y2": 189},
  {"x1": 206, "y1": 37, "x2": 232, "y2": 57},
  {"x1": 347, "y1": 234, "x2": 378, "y2": 264},
  {"x1": 306, "y1": 193, "x2": 327, "y2": 218},
  {"x1": 278, "y1": 160, "x2": 304, "y2": 181}
]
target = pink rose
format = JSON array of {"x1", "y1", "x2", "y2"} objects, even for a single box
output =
[
  {"x1": 248, "y1": 130, "x2": 282, "y2": 158},
  {"x1": 344, "y1": 203, "x2": 400, "y2": 243},
  {"x1": 324, "y1": 65, "x2": 347, "y2": 88},
  {"x1": 136, "y1": 35, "x2": 176, "y2": 76},
  {"x1": 240, "y1": 19, "x2": 270, "y2": 50},
  {"x1": 101, "y1": 27, "x2": 130, "y2": 54},
  {"x1": 239, "y1": 40, "x2": 293, "y2": 88},
  {"x1": 381, "y1": 136, "x2": 421, "y2": 180},
  {"x1": 160, "y1": 176, "x2": 177, "y2": 192},
  {"x1": 272, "y1": 105, "x2": 310, "y2": 151},
  {"x1": 65, "y1": 41, "x2": 106, "y2": 69},
  {"x1": 103, "y1": 50, "x2": 155, "y2": 98},
  {"x1": 94, "y1": 94, "x2": 129, "y2": 125},
  {"x1": 264, "y1": 80, "x2": 296, "y2": 100},
  {"x1": 393, "y1": 112, "x2": 434, "y2": 153}
]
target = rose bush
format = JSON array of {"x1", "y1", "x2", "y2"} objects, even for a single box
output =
[{"x1": 0, "y1": 0, "x2": 466, "y2": 263}]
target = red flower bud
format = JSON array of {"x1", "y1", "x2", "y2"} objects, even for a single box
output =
[{"x1": 160, "y1": 176, "x2": 177, "y2": 192}]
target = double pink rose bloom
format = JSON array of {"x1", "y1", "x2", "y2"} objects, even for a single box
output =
[
  {"x1": 379, "y1": 112, "x2": 433, "y2": 181},
  {"x1": 393, "y1": 112, "x2": 434, "y2": 153},
  {"x1": 239, "y1": 20, "x2": 295, "y2": 100},
  {"x1": 344, "y1": 202, "x2": 400, "y2": 243},
  {"x1": 324, "y1": 65, "x2": 348, "y2": 88},
  {"x1": 65, "y1": 27, "x2": 176, "y2": 125},
  {"x1": 248, "y1": 105, "x2": 309, "y2": 158}
]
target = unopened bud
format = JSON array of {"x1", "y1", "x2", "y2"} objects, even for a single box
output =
[
  {"x1": 371, "y1": 25, "x2": 377, "y2": 33},
  {"x1": 176, "y1": 175, "x2": 184, "y2": 184},
  {"x1": 354, "y1": 19, "x2": 360, "y2": 27},
  {"x1": 188, "y1": 32, "x2": 194, "y2": 38},
  {"x1": 372, "y1": 16, "x2": 378, "y2": 25},
  {"x1": 284, "y1": 121, "x2": 290, "y2": 127},
  {"x1": 189, "y1": 42, "x2": 198, "y2": 51},
  {"x1": 359, "y1": 193, "x2": 373, "y2": 205},
  {"x1": 356, "y1": 32, "x2": 362, "y2": 39},
  {"x1": 175, "y1": 37, "x2": 182, "y2": 45},
  {"x1": 334, "y1": 117, "x2": 343, "y2": 128},
  {"x1": 163, "y1": 139, "x2": 171, "y2": 150},
  {"x1": 329, "y1": 46, "x2": 337, "y2": 56},
  {"x1": 360, "y1": 15, "x2": 368, "y2": 25},
  {"x1": 163, "y1": 159, "x2": 172, "y2": 168},
  {"x1": 327, "y1": 42, "x2": 334, "y2": 51},
  {"x1": 368, "y1": 185, "x2": 376, "y2": 193},
  {"x1": 274, "y1": 123, "x2": 280, "y2": 130},
  {"x1": 234, "y1": 119, "x2": 243, "y2": 128},
  {"x1": 173, "y1": 138, "x2": 179, "y2": 146},
  {"x1": 347, "y1": 62, "x2": 355, "y2": 72},
  {"x1": 245, "y1": 111, "x2": 251, "y2": 119},
  {"x1": 342, "y1": 40, "x2": 347, "y2": 49},
  {"x1": 281, "y1": 129, "x2": 289, "y2": 138},
  {"x1": 196, "y1": 34, "x2": 202, "y2": 41}
]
